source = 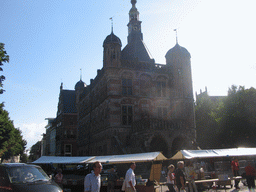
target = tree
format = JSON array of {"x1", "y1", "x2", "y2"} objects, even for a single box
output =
[
  {"x1": 219, "y1": 85, "x2": 256, "y2": 147},
  {"x1": 0, "y1": 107, "x2": 27, "y2": 161},
  {"x1": 0, "y1": 43, "x2": 27, "y2": 161},
  {"x1": 29, "y1": 141, "x2": 41, "y2": 162},
  {"x1": 195, "y1": 90, "x2": 223, "y2": 148},
  {"x1": 0, "y1": 43, "x2": 9, "y2": 94},
  {"x1": 196, "y1": 85, "x2": 256, "y2": 149}
]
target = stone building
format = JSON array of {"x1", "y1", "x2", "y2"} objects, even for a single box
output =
[
  {"x1": 44, "y1": 83, "x2": 78, "y2": 156},
  {"x1": 75, "y1": 0, "x2": 197, "y2": 158}
]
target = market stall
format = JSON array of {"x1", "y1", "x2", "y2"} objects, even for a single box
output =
[
  {"x1": 32, "y1": 152, "x2": 167, "y2": 192},
  {"x1": 170, "y1": 148, "x2": 256, "y2": 189}
]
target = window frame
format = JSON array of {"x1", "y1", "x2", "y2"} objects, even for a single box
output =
[
  {"x1": 122, "y1": 79, "x2": 133, "y2": 95},
  {"x1": 121, "y1": 105, "x2": 133, "y2": 125}
]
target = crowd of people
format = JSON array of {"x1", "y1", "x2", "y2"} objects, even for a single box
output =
[
  {"x1": 48, "y1": 159, "x2": 256, "y2": 192},
  {"x1": 163, "y1": 159, "x2": 256, "y2": 192}
]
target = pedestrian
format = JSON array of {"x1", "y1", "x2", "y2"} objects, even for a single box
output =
[
  {"x1": 231, "y1": 158, "x2": 240, "y2": 189},
  {"x1": 54, "y1": 168, "x2": 63, "y2": 189},
  {"x1": 184, "y1": 161, "x2": 197, "y2": 192},
  {"x1": 167, "y1": 164, "x2": 176, "y2": 192},
  {"x1": 108, "y1": 167, "x2": 118, "y2": 192},
  {"x1": 245, "y1": 161, "x2": 256, "y2": 191},
  {"x1": 122, "y1": 162, "x2": 136, "y2": 192},
  {"x1": 84, "y1": 161, "x2": 102, "y2": 192},
  {"x1": 175, "y1": 161, "x2": 186, "y2": 192}
]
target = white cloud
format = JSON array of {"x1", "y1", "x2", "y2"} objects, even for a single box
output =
[{"x1": 17, "y1": 122, "x2": 47, "y2": 151}]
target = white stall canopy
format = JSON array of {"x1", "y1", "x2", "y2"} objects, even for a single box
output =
[
  {"x1": 171, "y1": 148, "x2": 256, "y2": 160},
  {"x1": 87, "y1": 152, "x2": 167, "y2": 164},
  {"x1": 32, "y1": 156, "x2": 95, "y2": 164},
  {"x1": 32, "y1": 152, "x2": 167, "y2": 164}
]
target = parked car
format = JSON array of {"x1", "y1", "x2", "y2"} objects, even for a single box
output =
[{"x1": 0, "y1": 163, "x2": 63, "y2": 192}]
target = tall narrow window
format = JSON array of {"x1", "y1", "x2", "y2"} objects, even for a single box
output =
[
  {"x1": 156, "y1": 81, "x2": 166, "y2": 97},
  {"x1": 140, "y1": 76, "x2": 151, "y2": 97},
  {"x1": 157, "y1": 107, "x2": 167, "y2": 119},
  {"x1": 64, "y1": 144, "x2": 72, "y2": 156},
  {"x1": 122, "y1": 79, "x2": 132, "y2": 95},
  {"x1": 122, "y1": 106, "x2": 133, "y2": 125}
]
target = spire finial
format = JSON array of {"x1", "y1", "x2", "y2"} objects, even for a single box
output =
[
  {"x1": 131, "y1": 0, "x2": 137, "y2": 7},
  {"x1": 110, "y1": 17, "x2": 113, "y2": 33},
  {"x1": 80, "y1": 68, "x2": 82, "y2": 81},
  {"x1": 174, "y1": 29, "x2": 178, "y2": 44}
]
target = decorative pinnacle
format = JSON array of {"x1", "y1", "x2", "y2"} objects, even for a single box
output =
[
  {"x1": 110, "y1": 17, "x2": 113, "y2": 33},
  {"x1": 174, "y1": 29, "x2": 178, "y2": 44},
  {"x1": 131, "y1": 0, "x2": 137, "y2": 6}
]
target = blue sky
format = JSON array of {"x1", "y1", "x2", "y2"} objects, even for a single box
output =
[{"x1": 1, "y1": 0, "x2": 256, "y2": 151}]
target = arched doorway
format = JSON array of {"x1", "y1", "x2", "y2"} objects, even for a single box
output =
[
  {"x1": 150, "y1": 136, "x2": 168, "y2": 157},
  {"x1": 171, "y1": 136, "x2": 189, "y2": 156}
]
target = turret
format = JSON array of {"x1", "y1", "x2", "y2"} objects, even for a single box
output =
[{"x1": 103, "y1": 29, "x2": 122, "y2": 68}]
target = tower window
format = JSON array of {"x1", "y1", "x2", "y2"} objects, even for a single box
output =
[
  {"x1": 156, "y1": 81, "x2": 166, "y2": 97},
  {"x1": 157, "y1": 107, "x2": 167, "y2": 119},
  {"x1": 122, "y1": 79, "x2": 132, "y2": 95},
  {"x1": 112, "y1": 53, "x2": 116, "y2": 59},
  {"x1": 122, "y1": 106, "x2": 133, "y2": 125}
]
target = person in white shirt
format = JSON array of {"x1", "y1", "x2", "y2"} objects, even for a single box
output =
[
  {"x1": 123, "y1": 162, "x2": 136, "y2": 192},
  {"x1": 84, "y1": 161, "x2": 102, "y2": 192},
  {"x1": 167, "y1": 164, "x2": 176, "y2": 192}
]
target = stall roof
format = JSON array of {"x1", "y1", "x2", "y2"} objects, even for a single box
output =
[
  {"x1": 32, "y1": 156, "x2": 95, "y2": 164},
  {"x1": 87, "y1": 152, "x2": 167, "y2": 164},
  {"x1": 171, "y1": 148, "x2": 256, "y2": 160},
  {"x1": 32, "y1": 152, "x2": 167, "y2": 164}
]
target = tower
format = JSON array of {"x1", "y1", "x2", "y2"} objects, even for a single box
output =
[
  {"x1": 121, "y1": 0, "x2": 153, "y2": 62},
  {"x1": 127, "y1": 0, "x2": 142, "y2": 44},
  {"x1": 165, "y1": 40, "x2": 196, "y2": 135},
  {"x1": 103, "y1": 23, "x2": 122, "y2": 68}
]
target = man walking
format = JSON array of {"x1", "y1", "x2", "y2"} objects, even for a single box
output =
[
  {"x1": 231, "y1": 158, "x2": 240, "y2": 189},
  {"x1": 175, "y1": 161, "x2": 186, "y2": 192},
  {"x1": 84, "y1": 161, "x2": 102, "y2": 192},
  {"x1": 245, "y1": 162, "x2": 256, "y2": 191},
  {"x1": 122, "y1": 162, "x2": 136, "y2": 192}
]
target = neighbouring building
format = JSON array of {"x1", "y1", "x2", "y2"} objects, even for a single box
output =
[{"x1": 44, "y1": 83, "x2": 78, "y2": 156}]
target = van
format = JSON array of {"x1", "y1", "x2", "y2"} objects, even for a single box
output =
[{"x1": 0, "y1": 163, "x2": 63, "y2": 192}]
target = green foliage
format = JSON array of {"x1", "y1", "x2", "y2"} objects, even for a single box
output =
[
  {"x1": 0, "y1": 43, "x2": 9, "y2": 94},
  {"x1": 29, "y1": 141, "x2": 41, "y2": 162},
  {"x1": 195, "y1": 91, "x2": 222, "y2": 148},
  {"x1": 20, "y1": 153, "x2": 28, "y2": 163},
  {"x1": 0, "y1": 106, "x2": 27, "y2": 161},
  {"x1": 195, "y1": 85, "x2": 256, "y2": 149},
  {"x1": 219, "y1": 86, "x2": 256, "y2": 147}
]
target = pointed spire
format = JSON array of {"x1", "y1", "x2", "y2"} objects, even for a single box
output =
[
  {"x1": 174, "y1": 29, "x2": 178, "y2": 44},
  {"x1": 80, "y1": 68, "x2": 82, "y2": 81},
  {"x1": 110, "y1": 17, "x2": 113, "y2": 33}
]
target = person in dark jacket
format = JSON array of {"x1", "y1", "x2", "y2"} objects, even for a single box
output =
[
  {"x1": 245, "y1": 162, "x2": 256, "y2": 190},
  {"x1": 175, "y1": 161, "x2": 186, "y2": 192}
]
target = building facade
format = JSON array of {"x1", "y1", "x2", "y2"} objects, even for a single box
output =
[
  {"x1": 75, "y1": 0, "x2": 197, "y2": 158},
  {"x1": 44, "y1": 83, "x2": 78, "y2": 156}
]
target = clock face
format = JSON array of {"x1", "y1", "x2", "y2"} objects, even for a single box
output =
[{"x1": 133, "y1": 26, "x2": 140, "y2": 31}]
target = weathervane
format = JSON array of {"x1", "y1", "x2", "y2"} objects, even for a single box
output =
[
  {"x1": 80, "y1": 68, "x2": 82, "y2": 81},
  {"x1": 109, "y1": 17, "x2": 114, "y2": 33},
  {"x1": 174, "y1": 29, "x2": 178, "y2": 44}
]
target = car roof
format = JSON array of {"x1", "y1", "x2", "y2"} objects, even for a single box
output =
[{"x1": 1, "y1": 163, "x2": 38, "y2": 168}]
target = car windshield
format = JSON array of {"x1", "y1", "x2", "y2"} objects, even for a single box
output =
[{"x1": 6, "y1": 166, "x2": 50, "y2": 184}]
